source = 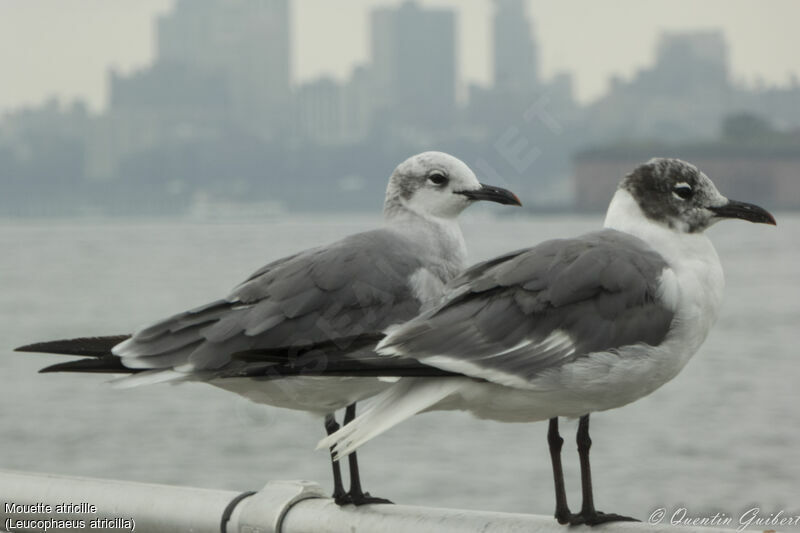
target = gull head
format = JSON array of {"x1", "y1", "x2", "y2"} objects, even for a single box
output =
[
  {"x1": 384, "y1": 151, "x2": 521, "y2": 219},
  {"x1": 613, "y1": 157, "x2": 776, "y2": 233}
]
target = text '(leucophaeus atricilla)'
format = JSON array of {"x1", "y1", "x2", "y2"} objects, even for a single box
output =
[
  {"x1": 317, "y1": 158, "x2": 776, "y2": 524},
  {"x1": 15, "y1": 151, "x2": 521, "y2": 505}
]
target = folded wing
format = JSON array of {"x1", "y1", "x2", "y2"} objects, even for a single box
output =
[
  {"x1": 22, "y1": 229, "x2": 437, "y2": 379},
  {"x1": 378, "y1": 229, "x2": 677, "y2": 388}
]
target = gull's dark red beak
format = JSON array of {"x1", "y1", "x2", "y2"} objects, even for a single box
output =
[{"x1": 709, "y1": 199, "x2": 776, "y2": 226}]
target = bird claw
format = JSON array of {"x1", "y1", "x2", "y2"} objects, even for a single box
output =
[
  {"x1": 348, "y1": 491, "x2": 393, "y2": 506},
  {"x1": 555, "y1": 510, "x2": 573, "y2": 525},
  {"x1": 333, "y1": 490, "x2": 393, "y2": 506},
  {"x1": 567, "y1": 511, "x2": 640, "y2": 526},
  {"x1": 332, "y1": 490, "x2": 351, "y2": 506}
]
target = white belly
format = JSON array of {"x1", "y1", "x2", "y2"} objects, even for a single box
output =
[
  {"x1": 438, "y1": 341, "x2": 688, "y2": 422},
  {"x1": 211, "y1": 376, "x2": 393, "y2": 415},
  {"x1": 431, "y1": 283, "x2": 720, "y2": 424}
]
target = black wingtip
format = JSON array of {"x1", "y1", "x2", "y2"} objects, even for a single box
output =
[
  {"x1": 16, "y1": 342, "x2": 51, "y2": 353},
  {"x1": 39, "y1": 362, "x2": 72, "y2": 373},
  {"x1": 38, "y1": 355, "x2": 136, "y2": 374},
  {"x1": 231, "y1": 333, "x2": 387, "y2": 364},
  {"x1": 15, "y1": 335, "x2": 131, "y2": 357}
]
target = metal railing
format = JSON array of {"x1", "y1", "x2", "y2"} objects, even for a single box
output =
[{"x1": 0, "y1": 469, "x2": 743, "y2": 533}]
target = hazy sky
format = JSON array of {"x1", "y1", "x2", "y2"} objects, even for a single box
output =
[{"x1": 2, "y1": 0, "x2": 799, "y2": 114}]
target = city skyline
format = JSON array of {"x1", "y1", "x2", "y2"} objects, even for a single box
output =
[
  {"x1": 2, "y1": 0, "x2": 799, "y2": 218},
  {"x1": 2, "y1": 0, "x2": 800, "y2": 114}
]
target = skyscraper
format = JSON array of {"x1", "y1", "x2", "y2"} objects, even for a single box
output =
[
  {"x1": 492, "y1": 0, "x2": 538, "y2": 94},
  {"x1": 370, "y1": 1, "x2": 456, "y2": 131},
  {"x1": 157, "y1": 0, "x2": 291, "y2": 138},
  {"x1": 294, "y1": 77, "x2": 344, "y2": 144},
  {"x1": 655, "y1": 31, "x2": 729, "y2": 89}
]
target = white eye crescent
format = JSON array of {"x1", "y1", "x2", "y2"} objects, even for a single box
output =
[{"x1": 672, "y1": 182, "x2": 693, "y2": 200}]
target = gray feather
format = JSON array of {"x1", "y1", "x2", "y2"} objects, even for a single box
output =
[
  {"x1": 116, "y1": 228, "x2": 441, "y2": 372},
  {"x1": 382, "y1": 229, "x2": 675, "y2": 383}
]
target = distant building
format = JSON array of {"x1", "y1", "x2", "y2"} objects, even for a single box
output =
[
  {"x1": 86, "y1": 0, "x2": 291, "y2": 179},
  {"x1": 732, "y1": 83, "x2": 800, "y2": 131},
  {"x1": 294, "y1": 77, "x2": 344, "y2": 145},
  {"x1": 0, "y1": 98, "x2": 90, "y2": 144},
  {"x1": 370, "y1": 1, "x2": 457, "y2": 131},
  {"x1": 581, "y1": 30, "x2": 734, "y2": 142},
  {"x1": 342, "y1": 65, "x2": 377, "y2": 141},
  {"x1": 109, "y1": 63, "x2": 230, "y2": 114},
  {"x1": 87, "y1": 63, "x2": 234, "y2": 180},
  {"x1": 6, "y1": 1, "x2": 800, "y2": 217},
  {"x1": 493, "y1": 0, "x2": 538, "y2": 94},
  {"x1": 293, "y1": 66, "x2": 382, "y2": 146},
  {"x1": 656, "y1": 31, "x2": 729, "y2": 89},
  {"x1": 0, "y1": 99, "x2": 91, "y2": 215},
  {"x1": 156, "y1": 0, "x2": 290, "y2": 138},
  {"x1": 578, "y1": 29, "x2": 800, "y2": 149},
  {"x1": 468, "y1": 0, "x2": 574, "y2": 132}
]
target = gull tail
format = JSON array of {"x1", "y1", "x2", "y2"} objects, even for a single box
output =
[
  {"x1": 15, "y1": 336, "x2": 138, "y2": 374},
  {"x1": 17, "y1": 334, "x2": 189, "y2": 387},
  {"x1": 316, "y1": 377, "x2": 463, "y2": 460},
  {"x1": 15, "y1": 336, "x2": 131, "y2": 357},
  {"x1": 38, "y1": 355, "x2": 133, "y2": 374}
]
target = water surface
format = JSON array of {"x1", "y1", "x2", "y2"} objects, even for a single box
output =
[{"x1": 2, "y1": 212, "x2": 798, "y2": 526}]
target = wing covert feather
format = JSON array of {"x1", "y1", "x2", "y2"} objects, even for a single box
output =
[
  {"x1": 379, "y1": 229, "x2": 676, "y2": 385},
  {"x1": 116, "y1": 229, "x2": 434, "y2": 371}
]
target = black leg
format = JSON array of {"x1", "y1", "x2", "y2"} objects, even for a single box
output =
[
  {"x1": 577, "y1": 415, "x2": 596, "y2": 517},
  {"x1": 547, "y1": 418, "x2": 572, "y2": 524},
  {"x1": 343, "y1": 403, "x2": 393, "y2": 505},
  {"x1": 569, "y1": 415, "x2": 639, "y2": 526},
  {"x1": 324, "y1": 414, "x2": 350, "y2": 505}
]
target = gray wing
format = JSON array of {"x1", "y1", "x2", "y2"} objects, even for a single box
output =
[
  {"x1": 378, "y1": 229, "x2": 676, "y2": 387},
  {"x1": 114, "y1": 229, "x2": 430, "y2": 371}
]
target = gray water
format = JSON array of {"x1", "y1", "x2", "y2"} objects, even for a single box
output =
[{"x1": 2, "y1": 212, "x2": 799, "y2": 526}]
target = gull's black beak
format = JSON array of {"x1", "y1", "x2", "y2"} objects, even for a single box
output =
[
  {"x1": 709, "y1": 199, "x2": 776, "y2": 226},
  {"x1": 457, "y1": 183, "x2": 522, "y2": 206}
]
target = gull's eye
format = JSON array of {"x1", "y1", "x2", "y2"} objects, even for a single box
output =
[
  {"x1": 428, "y1": 172, "x2": 449, "y2": 186},
  {"x1": 672, "y1": 183, "x2": 693, "y2": 200}
]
